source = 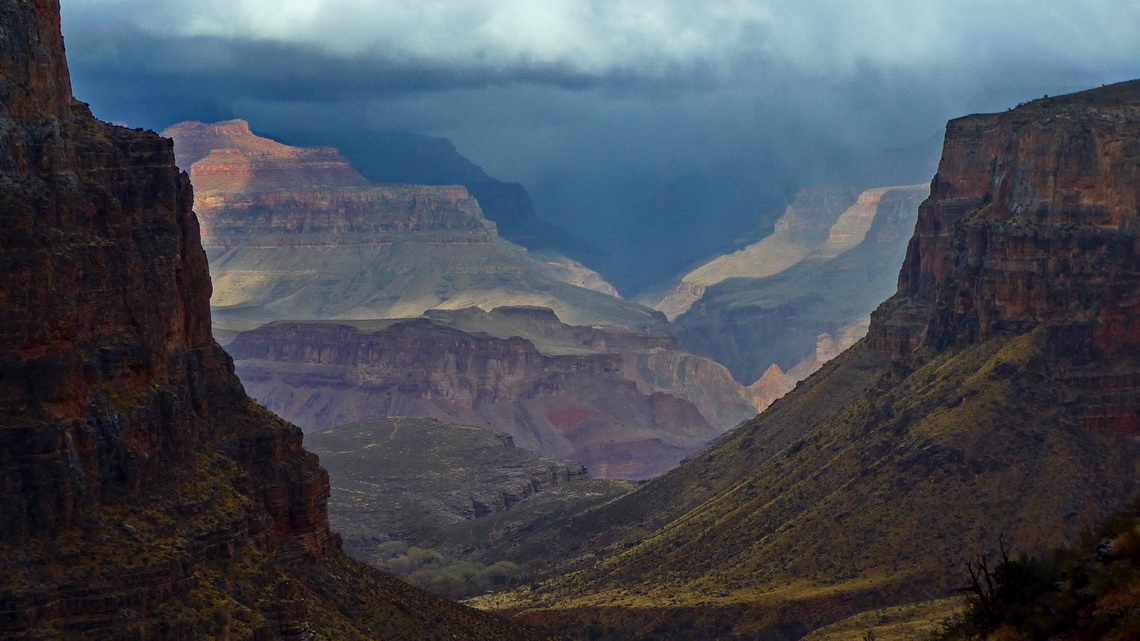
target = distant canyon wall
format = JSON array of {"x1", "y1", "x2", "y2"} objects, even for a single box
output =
[
  {"x1": 228, "y1": 307, "x2": 757, "y2": 480},
  {"x1": 163, "y1": 120, "x2": 654, "y2": 334},
  {"x1": 671, "y1": 184, "x2": 928, "y2": 388}
]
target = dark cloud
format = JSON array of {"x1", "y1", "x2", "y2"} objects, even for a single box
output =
[{"x1": 61, "y1": 1, "x2": 1140, "y2": 295}]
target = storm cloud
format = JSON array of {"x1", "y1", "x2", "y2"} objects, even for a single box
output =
[
  {"x1": 68, "y1": 0, "x2": 1139, "y2": 80},
  {"x1": 61, "y1": 0, "x2": 1140, "y2": 294}
]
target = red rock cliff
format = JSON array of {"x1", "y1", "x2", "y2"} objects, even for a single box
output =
[
  {"x1": 0, "y1": 0, "x2": 71, "y2": 122},
  {"x1": 0, "y1": 27, "x2": 257, "y2": 545},
  {"x1": 0, "y1": 2, "x2": 556, "y2": 638},
  {"x1": 871, "y1": 81, "x2": 1140, "y2": 430},
  {"x1": 161, "y1": 120, "x2": 656, "y2": 331},
  {"x1": 165, "y1": 119, "x2": 369, "y2": 186}
]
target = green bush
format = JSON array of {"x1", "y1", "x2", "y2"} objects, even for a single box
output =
[{"x1": 375, "y1": 542, "x2": 524, "y2": 600}]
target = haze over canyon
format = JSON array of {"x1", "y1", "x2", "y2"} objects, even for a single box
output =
[{"x1": 59, "y1": 0, "x2": 1140, "y2": 294}]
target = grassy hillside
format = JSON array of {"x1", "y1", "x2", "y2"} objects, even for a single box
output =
[{"x1": 479, "y1": 331, "x2": 1140, "y2": 639}]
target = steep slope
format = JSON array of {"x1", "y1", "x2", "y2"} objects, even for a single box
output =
[
  {"x1": 305, "y1": 417, "x2": 631, "y2": 565},
  {"x1": 674, "y1": 184, "x2": 928, "y2": 385},
  {"x1": 162, "y1": 120, "x2": 649, "y2": 337},
  {"x1": 226, "y1": 306, "x2": 757, "y2": 479},
  {"x1": 0, "y1": 2, "x2": 554, "y2": 639},
  {"x1": 478, "y1": 80, "x2": 1140, "y2": 640}
]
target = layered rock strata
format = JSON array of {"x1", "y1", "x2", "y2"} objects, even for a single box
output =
[
  {"x1": 166, "y1": 119, "x2": 372, "y2": 192},
  {"x1": 478, "y1": 81, "x2": 1140, "y2": 641},
  {"x1": 0, "y1": 2, "x2": 554, "y2": 639},
  {"x1": 162, "y1": 121, "x2": 650, "y2": 334},
  {"x1": 227, "y1": 306, "x2": 756, "y2": 479}
]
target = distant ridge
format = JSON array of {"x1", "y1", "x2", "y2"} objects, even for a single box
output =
[{"x1": 227, "y1": 306, "x2": 757, "y2": 479}]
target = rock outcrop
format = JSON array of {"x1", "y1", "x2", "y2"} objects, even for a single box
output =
[
  {"x1": 286, "y1": 128, "x2": 589, "y2": 262},
  {"x1": 876, "y1": 90, "x2": 1140, "y2": 362},
  {"x1": 162, "y1": 121, "x2": 650, "y2": 337},
  {"x1": 0, "y1": 2, "x2": 553, "y2": 639},
  {"x1": 226, "y1": 306, "x2": 756, "y2": 479},
  {"x1": 743, "y1": 364, "x2": 795, "y2": 413},
  {"x1": 477, "y1": 81, "x2": 1140, "y2": 641},
  {"x1": 164, "y1": 120, "x2": 372, "y2": 191}
]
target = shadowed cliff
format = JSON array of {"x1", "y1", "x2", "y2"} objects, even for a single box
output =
[{"x1": 0, "y1": 1, "x2": 558, "y2": 638}]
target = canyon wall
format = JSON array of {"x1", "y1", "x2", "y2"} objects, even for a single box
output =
[
  {"x1": 169, "y1": 119, "x2": 372, "y2": 192},
  {"x1": 876, "y1": 91, "x2": 1140, "y2": 360},
  {"x1": 227, "y1": 307, "x2": 756, "y2": 479},
  {"x1": 647, "y1": 184, "x2": 862, "y2": 319},
  {"x1": 674, "y1": 184, "x2": 928, "y2": 385},
  {"x1": 0, "y1": 2, "x2": 553, "y2": 638}
]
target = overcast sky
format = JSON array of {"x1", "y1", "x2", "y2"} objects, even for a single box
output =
[{"x1": 61, "y1": 0, "x2": 1140, "y2": 293}]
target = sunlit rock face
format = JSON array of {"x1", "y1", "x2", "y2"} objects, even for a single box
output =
[
  {"x1": 648, "y1": 184, "x2": 863, "y2": 320},
  {"x1": 164, "y1": 120, "x2": 654, "y2": 339},
  {"x1": 166, "y1": 119, "x2": 373, "y2": 191}
]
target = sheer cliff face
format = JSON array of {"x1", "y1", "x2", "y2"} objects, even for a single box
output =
[
  {"x1": 0, "y1": 0, "x2": 250, "y2": 543},
  {"x1": 0, "y1": 0, "x2": 70, "y2": 122},
  {"x1": 872, "y1": 84, "x2": 1140, "y2": 434},
  {"x1": 0, "y1": 3, "x2": 550, "y2": 639},
  {"x1": 482, "y1": 82, "x2": 1140, "y2": 641},
  {"x1": 877, "y1": 88, "x2": 1140, "y2": 360}
]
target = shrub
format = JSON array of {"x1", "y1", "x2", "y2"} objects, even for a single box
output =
[{"x1": 378, "y1": 545, "x2": 524, "y2": 600}]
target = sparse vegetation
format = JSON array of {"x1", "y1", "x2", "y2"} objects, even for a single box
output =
[
  {"x1": 936, "y1": 505, "x2": 1140, "y2": 640},
  {"x1": 374, "y1": 542, "x2": 541, "y2": 600}
]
